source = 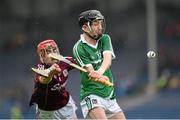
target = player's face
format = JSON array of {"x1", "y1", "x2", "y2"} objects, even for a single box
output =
[
  {"x1": 88, "y1": 19, "x2": 105, "y2": 40},
  {"x1": 40, "y1": 45, "x2": 59, "y2": 64},
  {"x1": 91, "y1": 19, "x2": 103, "y2": 35}
]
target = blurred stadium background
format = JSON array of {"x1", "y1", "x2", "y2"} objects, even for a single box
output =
[{"x1": 0, "y1": 0, "x2": 180, "y2": 119}]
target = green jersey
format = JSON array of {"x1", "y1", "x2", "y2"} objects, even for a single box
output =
[{"x1": 73, "y1": 34, "x2": 116, "y2": 100}]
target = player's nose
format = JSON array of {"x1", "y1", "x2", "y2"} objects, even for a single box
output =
[{"x1": 99, "y1": 24, "x2": 102, "y2": 29}]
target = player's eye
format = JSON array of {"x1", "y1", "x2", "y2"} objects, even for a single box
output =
[
  {"x1": 92, "y1": 20, "x2": 102, "y2": 26},
  {"x1": 92, "y1": 21, "x2": 99, "y2": 26},
  {"x1": 53, "y1": 48, "x2": 58, "y2": 53},
  {"x1": 45, "y1": 49, "x2": 52, "y2": 54}
]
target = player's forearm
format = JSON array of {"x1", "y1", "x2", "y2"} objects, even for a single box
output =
[
  {"x1": 85, "y1": 66, "x2": 101, "y2": 79},
  {"x1": 85, "y1": 66, "x2": 94, "y2": 73},
  {"x1": 98, "y1": 53, "x2": 112, "y2": 74}
]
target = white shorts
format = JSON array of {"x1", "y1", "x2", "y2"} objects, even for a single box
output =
[
  {"x1": 36, "y1": 96, "x2": 77, "y2": 119},
  {"x1": 80, "y1": 94, "x2": 123, "y2": 118}
]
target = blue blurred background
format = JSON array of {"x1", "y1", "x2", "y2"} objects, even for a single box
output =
[{"x1": 0, "y1": 0, "x2": 180, "y2": 119}]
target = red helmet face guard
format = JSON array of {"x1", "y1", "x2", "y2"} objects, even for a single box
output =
[
  {"x1": 37, "y1": 40, "x2": 58, "y2": 53},
  {"x1": 37, "y1": 40, "x2": 59, "y2": 63}
]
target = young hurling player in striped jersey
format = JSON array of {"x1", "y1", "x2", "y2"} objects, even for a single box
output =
[{"x1": 30, "y1": 39, "x2": 77, "y2": 119}]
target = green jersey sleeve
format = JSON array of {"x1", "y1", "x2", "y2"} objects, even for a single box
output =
[{"x1": 101, "y1": 34, "x2": 116, "y2": 59}]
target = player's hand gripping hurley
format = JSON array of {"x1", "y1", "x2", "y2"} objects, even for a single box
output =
[
  {"x1": 49, "y1": 53, "x2": 113, "y2": 87},
  {"x1": 31, "y1": 68, "x2": 49, "y2": 77}
]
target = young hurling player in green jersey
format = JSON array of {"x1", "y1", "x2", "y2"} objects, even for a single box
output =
[{"x1": 73, "y1": 10, "x2": 126, "y2": 119}]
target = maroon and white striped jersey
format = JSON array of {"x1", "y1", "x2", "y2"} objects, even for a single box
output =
[{"x1": 29, "y1": 57, "x2": 75, "y2": 111}]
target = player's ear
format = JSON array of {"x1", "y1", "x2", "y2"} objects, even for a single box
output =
[{"x1": 82, "y1": 24, "x2": 90, "y2": 33}]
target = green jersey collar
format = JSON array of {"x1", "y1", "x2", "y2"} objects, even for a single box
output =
[{"x1": 80, "y1": 34, "x2": 100, "y2": 49}]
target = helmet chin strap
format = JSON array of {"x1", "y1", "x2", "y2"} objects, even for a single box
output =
[{"x1": 85, "y1": 32, "x2": 101, "y2": 40}]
